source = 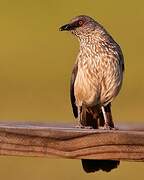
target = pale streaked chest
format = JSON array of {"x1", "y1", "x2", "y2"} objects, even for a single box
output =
[{"x1": 74, "y1": 46, "x2": 102, "y2": 106}]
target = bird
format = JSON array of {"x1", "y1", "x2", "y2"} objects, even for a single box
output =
[{"x1": 59, "y1": 15, "x2": 124, "y2": 173}]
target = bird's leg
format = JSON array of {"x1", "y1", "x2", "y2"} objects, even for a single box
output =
[
  {"x1": 75, "y1": 106, "x2": 93, "y2": 129},
  {"x1": 101, "y1": 106, "x2": 112, "y2": 130},
  {"x1": 75, "y1": 107, "x2": 83, "y2": 128},
  {"x1": 75, "y1": 106, "x2": 87, "y2": 128}
]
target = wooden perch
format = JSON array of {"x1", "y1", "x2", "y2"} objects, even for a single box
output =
[{"x1": 0, "y1": 122, "x2": 144, "y2": 161}]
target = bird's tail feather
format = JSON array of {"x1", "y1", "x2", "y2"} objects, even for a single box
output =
[
  {"x1": 80, "y1": 104, "x2": 120, "y2": 173},
  {"x1": 82, "y1": 159, "x2": 120, "y2": 173}
]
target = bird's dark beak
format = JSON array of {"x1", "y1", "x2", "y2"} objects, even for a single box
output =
[{"x1": 59, "y1": 23, "x2": 73, "y2": 31}]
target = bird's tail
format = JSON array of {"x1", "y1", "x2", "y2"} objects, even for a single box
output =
[
  {"x1": 80, "y1": 104, "x2": 120, "y2": 173},
  {"x1": 82, "y1": 159, "x2": 120, "y2": 173}
]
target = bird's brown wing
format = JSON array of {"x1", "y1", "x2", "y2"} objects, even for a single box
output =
[
  {"x1": 118, "y1": 46, "x2": 125, "y2": 72},
  {"x1": 70, "y1": 63, "x2": 78, "y2": 118}
]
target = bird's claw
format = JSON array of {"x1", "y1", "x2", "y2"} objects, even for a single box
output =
[
  {"x1": 75, "y1": 124, "x2": 93, "y2": 129},
  {"x1": 99, "y1": 125, "x2": 118, "y2": 130}
]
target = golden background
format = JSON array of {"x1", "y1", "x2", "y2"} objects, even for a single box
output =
[{"x1": 0, "y1": 0, "x2": 144, "y2": 179}]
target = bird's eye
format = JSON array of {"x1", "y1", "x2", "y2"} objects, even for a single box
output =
[{"x1": 78, "y1": 20, "x2": 84, "y2": 26}]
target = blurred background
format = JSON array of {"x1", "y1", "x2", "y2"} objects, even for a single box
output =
[{"x1": 0, "y1": 0, "x2": 144, "y2": 179}]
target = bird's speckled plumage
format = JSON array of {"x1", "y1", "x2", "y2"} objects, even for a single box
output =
[
  {"x1": 60, "y1": 15, "x2": 124, "y2": 173},
  {"x1": 72, "y1": 16, "x2": 124, "y2": 108}
]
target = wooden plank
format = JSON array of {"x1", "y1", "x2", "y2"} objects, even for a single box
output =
[{"x1": 0, "y1": 122, "x2": 143, "y2": 161}]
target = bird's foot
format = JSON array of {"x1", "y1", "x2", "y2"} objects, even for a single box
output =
[
  {"x1": 83, "y1": 126, "x2": 93, "y2": 129},
  {"x1": 113, "y1": 126, "x2": 119, "y2": 130},
  {"x1": 75, "y1": 124, "x2": 84, "y2": 128},
  {"x1": 75, "y1": 124, "x2": 93, "y2": 129},
  {"x1": 99, "y1": 125, "x2": 118, "y2": 130},
  {"x1": 104, "y1": 125, "x2": 113, "y2": 130}
]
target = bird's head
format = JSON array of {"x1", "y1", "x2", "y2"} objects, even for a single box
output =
[{"x1": 59, "y1": 15, "x2": 99, "y2": 39}]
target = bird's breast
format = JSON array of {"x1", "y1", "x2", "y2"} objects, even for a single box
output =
[
  {"x1": 74, "y1": 45, "x2": 123, "y2": 107},
  {"x1": 74, "y1": 59, "x2": 101, "y2": 107}
]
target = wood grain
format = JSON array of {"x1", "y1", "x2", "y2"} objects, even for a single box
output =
[{"x1": 0, "y1": 122, "x2": 144, "y2": 161}]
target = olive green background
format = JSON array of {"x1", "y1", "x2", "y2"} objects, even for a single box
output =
[{"x1": 0, "y1": 0, "x2": 144, "y2": 179}]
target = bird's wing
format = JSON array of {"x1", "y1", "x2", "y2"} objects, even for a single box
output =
[
  {"x1": 70, "y1": 63, "x2": 78, "y2": 118},
  {"x1": 118, "y1": 47, "x2": 125, "y2": 72}
]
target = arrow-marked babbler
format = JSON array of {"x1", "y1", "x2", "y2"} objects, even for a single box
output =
[{"x1": 59, "y1": 15, "x2": 124, "y2": 173}]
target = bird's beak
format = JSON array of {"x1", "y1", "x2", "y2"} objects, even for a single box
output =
[{"x1": 59, "y1": 23, "x2": 73, "y2": 31}]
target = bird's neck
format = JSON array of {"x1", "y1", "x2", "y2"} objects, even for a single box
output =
[
  {"x1": 79, "y1": 29, "x2": 107, "y2": 49},
  {"x1": 77, "y1": 29, "x2": 110, "y2": 67}
]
